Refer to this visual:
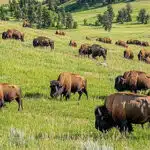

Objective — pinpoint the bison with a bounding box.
[89,44,107,60]
[69,40,77,47]
[123,49,134,59]
[115,70,150,93]
[115,40,128,48]
[95,92,150,133]
[0,83,23,111]
[2,29,24,41]
[55,30,65,36]
[33,36,54,49]
[79,44,91,57]
[138,49,150,61]
[50,72,88,100]
[96,37,112,44]
[22,20,31,28]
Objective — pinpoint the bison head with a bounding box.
[33,39,39,47]
[114,75,127,91]
[50,80,63,98]
[95,106,115,132]
[2,32,8,39]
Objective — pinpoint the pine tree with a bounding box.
[66,12,73,29]
[137,9,149,24]
[0,5,8,20]
[14,5,22,20]
[101,11,112,31]
[107,4,115,22]
[36,3,42,28]
[42,7,51,28]
[73,21,78,29]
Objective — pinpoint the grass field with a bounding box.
[0,1,150,150]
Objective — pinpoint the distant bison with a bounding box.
[2,29,24,41]
[69,40,77,47]
[124,49,134,59]
[79,44,91,57]
[95,92,150,133]
[138,49,150,61]
[127,39,149,47]
[115,70,150,93]
[33,36,54,49]
[0,83,23,111]
[89,44,107,60]
[55,30,65,36]
[96,37,112,44]
[115,40,128,48]
[22,20,31,28]
[50,72,88,100]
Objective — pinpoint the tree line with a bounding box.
[84,3,150,31]
[0,0,78,29]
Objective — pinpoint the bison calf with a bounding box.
[50,72,88,100]
[95,92,150,133]
[0,83,23,111]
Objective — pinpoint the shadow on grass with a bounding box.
[24,92,47,99]
[91,95,106,100]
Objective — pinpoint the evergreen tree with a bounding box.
[36,3,42,28]
[137,9,150,24]
[42,7,51,28]
[101,11,112,31]
[107,4,115,22]
[47,0,55,11]
[0,5,8,20]
[14,5,22,20]
[73,21,78,28]
[66,12,73,29]
[27,5,36,23]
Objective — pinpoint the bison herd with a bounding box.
[1,26,150,135]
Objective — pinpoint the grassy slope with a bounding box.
[0,1,150,150]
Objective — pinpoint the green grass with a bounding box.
[0,1,150,149]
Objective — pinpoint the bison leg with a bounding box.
[83,89,88,100]
[16,97,23,111]
[78,91,83,100]
[118,120,133,133]
[0,99,5,108]
[65,92,70,100]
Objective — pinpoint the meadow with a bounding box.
[0,1,150,149]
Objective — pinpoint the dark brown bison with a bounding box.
[79,44,91,57]
[95,92,150,133]
[55,30,65,36]
[123,49,134,59]
[138,49,150,61]
[2,29,24,41]
[141,41,149,47]
[115,70,150,93]
[89,44,107,60]
[50,72,88,100]
[0,83,23,111]
[115,40,128,48]
[22,20,31,28]
[33,36,54,49]
[69,40,77,47]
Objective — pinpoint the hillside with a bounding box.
[0,1,150,150]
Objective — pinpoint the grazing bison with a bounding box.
[22,20,31,28]
[95,92,150,133]
[141,41,149,47]
[50,72,88,100]
[138,49,150,61]
[89,44,107,60]
[69,40,77,47]
[115,40,128,48]
[127,39,149,46]
[0,83,23,111]
[55,30,65,36]
[115,70,150,93]
[124,49,134,59]
[96,37,112,44]
[79,44,91,57]
[2,29,24,41]
[33,36,54,49]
